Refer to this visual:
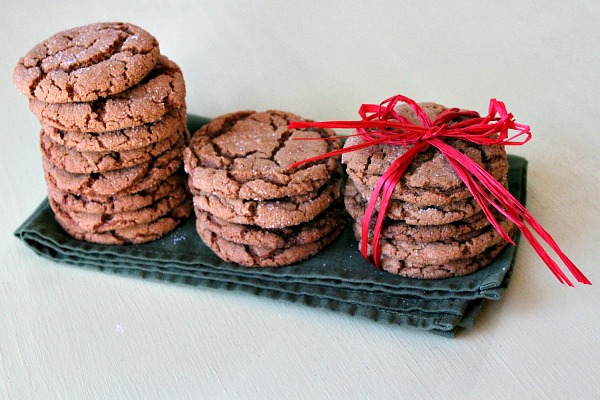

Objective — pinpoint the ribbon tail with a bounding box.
[449,163,514,244]
[362,142,428,267]
[444,155,574,286]
[431,139,590,285]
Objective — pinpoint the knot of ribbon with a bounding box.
[289,94,590,286]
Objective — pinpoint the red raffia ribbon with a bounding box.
[289,94,591,286]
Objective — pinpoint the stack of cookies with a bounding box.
[13,22,190,244]
[183,110,346,267]
[343,102,516,279]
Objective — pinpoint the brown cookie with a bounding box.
[350,210,493,244]
[342,102,509,206]
[195,203,346,249]
[53,199,191,245]
[380,240,512,279]
[48,188,189,233]
[13,22,160,103]
[191,177,342,229]
[42,136,185,196]
[40,119,184,174]
[197,218,344,267]
[344,137,508,206]
[344,178,484,226]
[29,55,186,132]
[47,173,186,214]
[183,110,341,200]
[41,106,186,152]
[355,218,515,265]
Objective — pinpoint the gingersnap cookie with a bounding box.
[42,136,185,197]
[355,218,515,266]
[195,203,346,249]
[29,55,186,132]
[41,106,186,152]
[191,177,342,229]
[380,240,512,279]
[47,173,186,214]
[48,190,189,233]
[344,178,484,226]
[40,119,185,174]
[183,110,341,201]
[344,137,509,206]
[196,218,344,268]
[350,210,493,244]
[53,199,191,245]
[13,22,160,104]
[342,102,509,206]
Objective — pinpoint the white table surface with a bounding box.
[1,1,599,399]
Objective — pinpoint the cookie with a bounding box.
[191,177,342,229]
[344,178,484,226]
[47,173,186,214]
[40,119,184,174]
[48,185,189,232]
[350,210,493,244]
[29,55,186,132]
[380,240,511,279]
[195,203,346,249]
[345,137,508,206]
[355,218,515,265]
[342,102,509,206]
[183,110,341,200]
[196,218,344,267]
[53,199,191,245]
[42,136,185,196]
[41,106,186,152]
[13,22,160,103]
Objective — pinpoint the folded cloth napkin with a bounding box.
[14,115,527,337]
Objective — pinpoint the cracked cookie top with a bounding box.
[28,55,186,133]
[183,110,342,200]
[13,22,160,103]
[342,102,509,205]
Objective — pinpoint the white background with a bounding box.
[1,1,599,399]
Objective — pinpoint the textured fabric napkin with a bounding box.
[14,115,527,336]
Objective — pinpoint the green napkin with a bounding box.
[14,115,527,337]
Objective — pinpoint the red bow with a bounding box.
[289,94,590,286]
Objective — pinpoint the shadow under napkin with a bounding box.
[14,114,527,337]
